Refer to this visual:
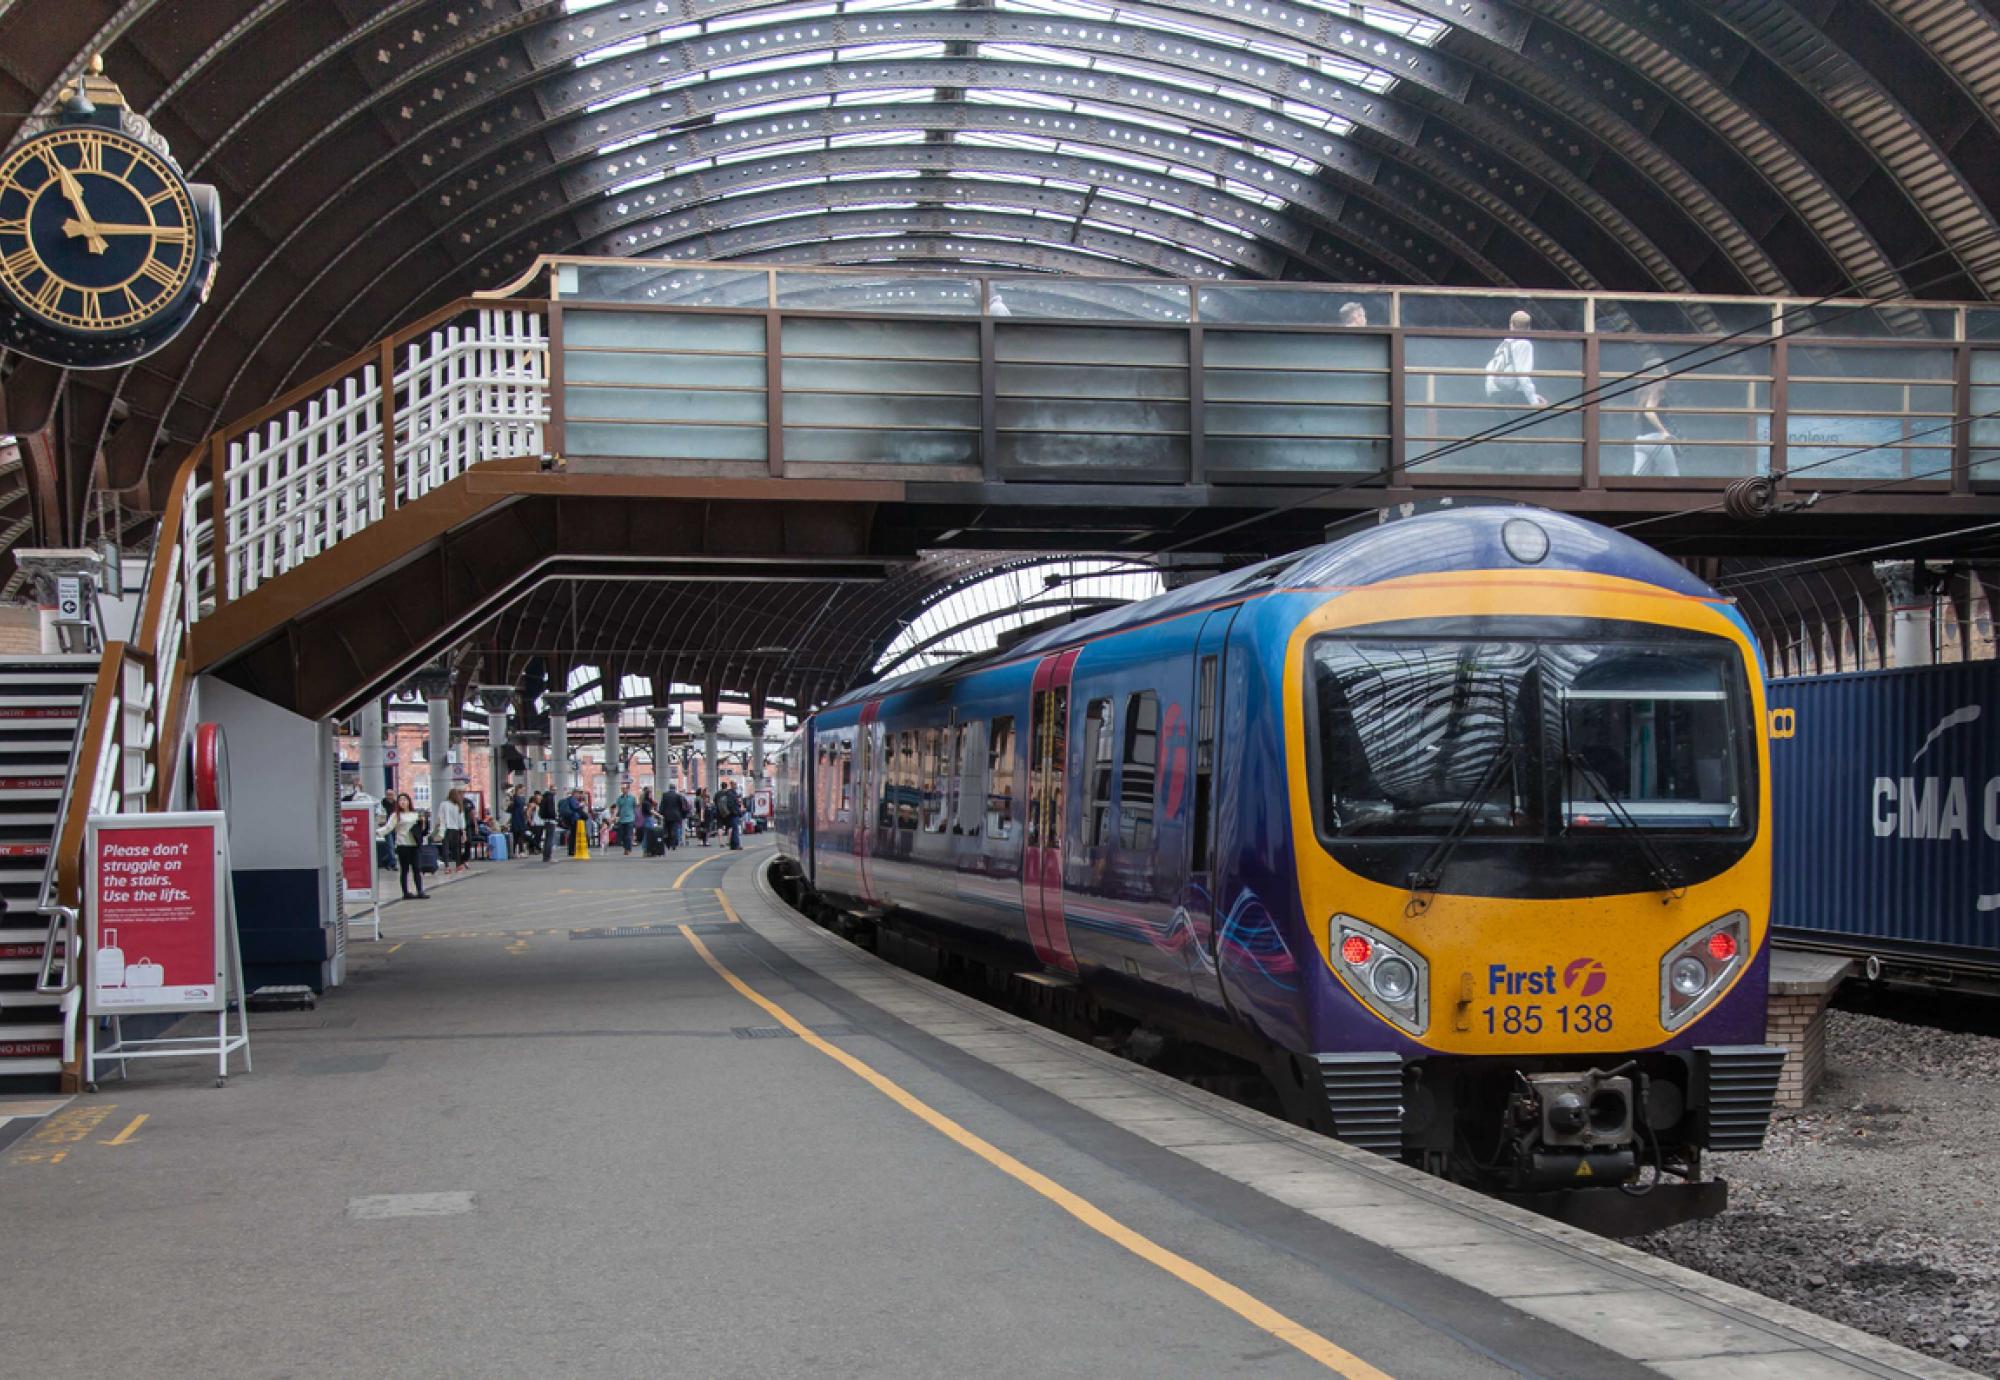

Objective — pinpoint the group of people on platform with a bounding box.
[370,777,753,901]
[502,779,750,863]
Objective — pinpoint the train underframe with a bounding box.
[772,863,1783,1238]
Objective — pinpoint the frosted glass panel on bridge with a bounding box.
[990,281,1193,323]
[995,323,1188,477]
[566,264,770,308]
[780,316,978,467]
[1400,295,1586,333]
[1204,328,1388,477]
[1783,345,1955,479]
[775,274,982,314]
[562,308,769,462]
[1197,287,1390,326]
[1598,341,1771,478]
[1402,333,1583,475]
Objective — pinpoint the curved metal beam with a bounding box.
[583,172,1285,276]
[637,208,1236,278]
[735,243,1168,278]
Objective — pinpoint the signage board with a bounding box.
[339,801,377,902]
[54,575,84,621]
[87,813,228,1015]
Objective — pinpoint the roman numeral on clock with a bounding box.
[139,257,180,288]
[1,245,36,280]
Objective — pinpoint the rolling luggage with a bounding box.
[417,842,440,874]
[487,832,509,861]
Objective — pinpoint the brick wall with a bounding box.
[1765,988,1834,1110]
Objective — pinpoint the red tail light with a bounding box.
[1340,934,1373,966]
[1707,930,1738,962]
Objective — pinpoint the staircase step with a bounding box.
[0,989,63,1009]
[0,1055,63,1075]
[0,930,47,961]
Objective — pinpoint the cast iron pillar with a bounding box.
[359,697,386,803]
[477,685,513,814]
[602,699,623,795]
[700,712,722,794]
[545,691,572,793]
[651,707,675,793]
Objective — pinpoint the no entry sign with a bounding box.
[87,813,229,1014]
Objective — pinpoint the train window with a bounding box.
[838,739,853,819]
[1560,651,1741,830]
[1081,698,1114,847]
[1192,655,1217,871]
[921,727,948,833]
[1121,691,1160,850]
[896,731,918,831]
[987,716,1016,839]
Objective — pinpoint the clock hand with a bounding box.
[48,160,110,254]
[62,219,186,240]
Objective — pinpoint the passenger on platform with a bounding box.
[538,790,560,863]
[662,785,689,850]
[693,787,713,846]
[615,781,638,854]
[639,787,659,855]
[379,792,430,900]
[507,787,530,859]
[1485,309,1547,409]
[439,787,467,875]
[716,779,745,852]
[1631,352,1681,477]
[1338,301,1367,327]
[558,790,579,855]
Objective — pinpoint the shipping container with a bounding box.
[1767,661,2000,986]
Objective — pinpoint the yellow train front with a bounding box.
[1247,506,1780,1234]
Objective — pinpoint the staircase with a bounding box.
[0,656,98,1088]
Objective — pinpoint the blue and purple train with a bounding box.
[776,503,1784,1231]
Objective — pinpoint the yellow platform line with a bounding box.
[713,889,742,924]
[679,925,1389,1379]
[100,1113,147,1147]
[672,851,730,889]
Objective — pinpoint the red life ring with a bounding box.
[191,722,230,812]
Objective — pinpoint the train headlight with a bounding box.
[1659,911,1750,1030]
[1331,914,1429,1035]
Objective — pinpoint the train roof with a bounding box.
[823,504,1718,712]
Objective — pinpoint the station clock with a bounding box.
[0,62,221,369]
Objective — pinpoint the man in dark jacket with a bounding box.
[557,790,580,855]
[715,780,745,851]
[661,787,689,850]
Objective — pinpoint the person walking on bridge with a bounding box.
[379,792,430,900]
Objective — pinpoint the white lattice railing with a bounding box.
[210,305,548,605]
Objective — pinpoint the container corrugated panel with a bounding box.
[1767,661,2000,963]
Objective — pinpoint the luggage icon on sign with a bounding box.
[97,927,126,987]
[125,958,164,989]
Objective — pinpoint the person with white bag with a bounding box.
[378,792,430,900]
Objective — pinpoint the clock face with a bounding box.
[0,126,198,334]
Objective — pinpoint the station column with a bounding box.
[701,712,722,792]
[478,685,512,812]
[749,716,768,788]
[602,699,623,795]
[518,730,545,793]
[1874,561,1935,667]
[546,691,571,794]
[411,669,453,817]
[359,696,386,801]
[651,707,674,795]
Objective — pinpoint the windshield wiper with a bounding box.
[1404,740,1514,917]
[1564,750,1686,901]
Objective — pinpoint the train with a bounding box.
[773,503,1784,1234]
[1767,660,2000,992]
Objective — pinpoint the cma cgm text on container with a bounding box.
[1768,660,2000,969]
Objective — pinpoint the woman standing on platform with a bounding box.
[439,787,468,874]
[538,789,560,863]
[379,792,430,900]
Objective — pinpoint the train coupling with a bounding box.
[1506,1064,1638,1190]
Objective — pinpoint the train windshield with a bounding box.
[1312,634,1747,839]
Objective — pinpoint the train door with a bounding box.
[1186,608,1238,1006]
[856,701,882,905]
[1024,649,1081,973]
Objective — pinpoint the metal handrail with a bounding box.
[34,683,94,995]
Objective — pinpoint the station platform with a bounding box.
[0,841,1970,1379]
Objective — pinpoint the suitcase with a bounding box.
[645,828,665,857]
[417,843,440,874]
[97,927,126,987]
[487,832,509,861]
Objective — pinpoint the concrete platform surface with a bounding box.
[0,839,1969,1379]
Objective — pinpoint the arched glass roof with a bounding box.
[874,557,1165,675]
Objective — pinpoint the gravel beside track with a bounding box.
[1636,1008,2000,1375]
